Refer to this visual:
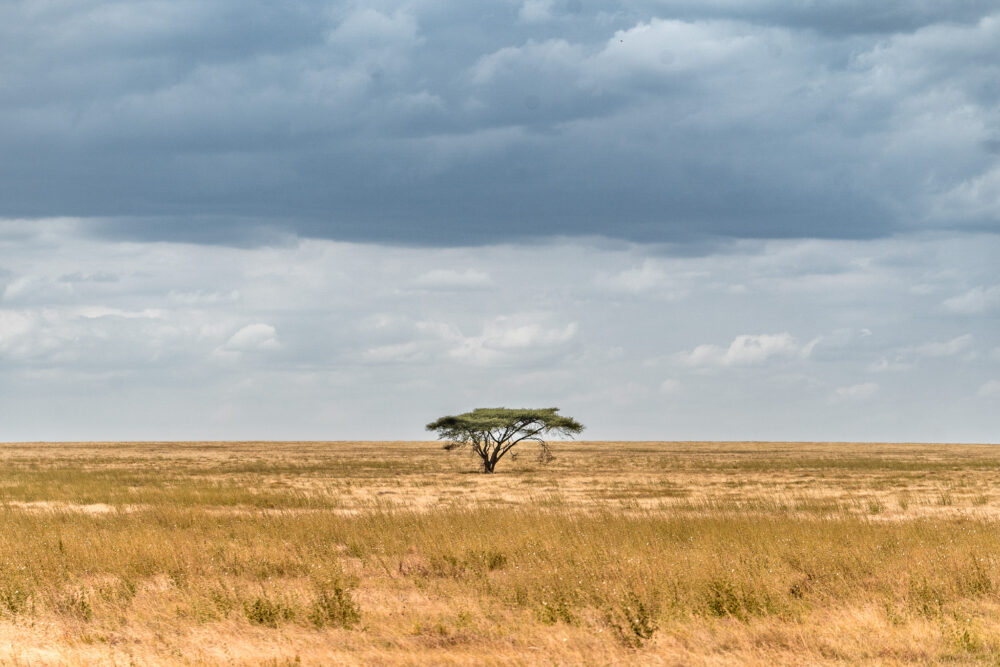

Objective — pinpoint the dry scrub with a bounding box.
[0,441,998,665]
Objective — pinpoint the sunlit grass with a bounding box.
[0,440,998,664]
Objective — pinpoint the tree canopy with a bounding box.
[426,407,584,473]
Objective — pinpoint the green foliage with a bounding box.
[0,586,33,617]
[308,584,361,629]
[426,407,584,473]
[244,595,295,627]
[57,588,93,621]
[470,548,507,572]
[703,577,780,619]
[537,595,576,625]
[604,591,658,647]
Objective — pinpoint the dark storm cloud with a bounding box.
[1,1,998,245]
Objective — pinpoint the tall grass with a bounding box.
[0,441,998,664]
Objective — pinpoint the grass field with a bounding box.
[0,440,999,665]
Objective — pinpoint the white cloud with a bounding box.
[519,0,554,23]
[3,277,34,300]
[168,289,241,305]
[0,305,186,363]
[357,314,579,367]
[587,19,758,85]
[597,260,686,297]
[362,341,425,364]
[72,306,164,320]
[676,333,817,368]
[478,319,576,350]
[834,382,879,400]
[943,285,1000,314]
[446,316,578,366]
[908,334,974,358]
[57,271,118,284]
[0,310,35,355]
[867,357,913,373]
[471,38,584,86]
[603,263,664,292]
[2,275,73,302]
[869,334,975,371]
[225,323,280,351]
[978,380,1000,397]
[413,269,492,290]
[326,8,421,54]
[215,323,280,359]
[360,313,408,333]
[933,165,1000,227]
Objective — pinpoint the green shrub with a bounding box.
[244,596,295,627]
[308,585,360,629]
[604,591,658,647]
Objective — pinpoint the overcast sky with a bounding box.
[1,1,998,441]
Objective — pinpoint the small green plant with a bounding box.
[57,588,93,621]
[958,558,993,595]
[244,596,294,627]
[259,657,302,667]
[951,625,981,654]
[430,553,464,578]
[0,586,32,617]
[97,577,137,604]
[308,585,360,629]
[465,549,507,572]
[908,578,944,618]
[604,591,658,647]
[537,596,575,625]
[706,578,742,618]
[209,586,237,616]
[883,601,904,626]
[704,577,777,619]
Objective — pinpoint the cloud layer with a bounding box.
[1,2,998,245]
[2,5,997,442]
[1,220,997,441]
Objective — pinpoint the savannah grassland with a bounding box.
[0,442,999,665]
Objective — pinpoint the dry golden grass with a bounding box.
[0,440,999,665]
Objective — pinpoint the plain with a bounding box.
[0,441,998,665]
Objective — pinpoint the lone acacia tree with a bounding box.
[426,407,584,473]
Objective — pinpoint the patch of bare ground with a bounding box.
[4,501,135,515]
